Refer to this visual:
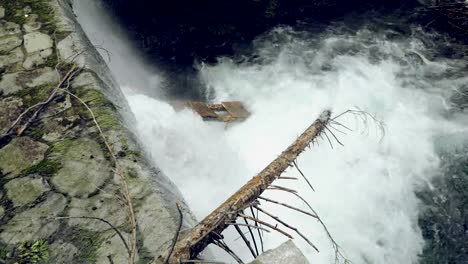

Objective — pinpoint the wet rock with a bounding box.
[0,67,59,95]
[23,32,53,54]
[96,232,137,264]
[57,33,86,66]
[250,240,310,264]
[5,176,50,207]
[0,97,23,135]
[51,138,112,197]
[0,72,21,95]
[71,71,101,88]
[0,137,49,179]
[0,21,21,37]
[49,240,79,264]
[67,189,127,232]
[23,14,41,33]
[0,193,67,244]
[0,47,24,69]
[135,193,176,252]
[22,67,59,87]
[23,48,53,70]
[0,35,22,53]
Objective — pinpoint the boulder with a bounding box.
[250,240,310,264]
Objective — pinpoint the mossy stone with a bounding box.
[0,193,67,244]
[0,137,49,179]
[50,138,112,197]
[5,176,50,207]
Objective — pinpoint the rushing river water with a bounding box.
[75,1,468,263]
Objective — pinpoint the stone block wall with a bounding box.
[0,1,193,263]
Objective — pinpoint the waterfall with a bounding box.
[74,1,468,263]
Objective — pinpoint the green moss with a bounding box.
[3,0,57,34]
[69,229,103,263]
[23,160,61,177]
[125,150,142,158]
[0,240,49,263]
[49,139,73,155]
[72,88,122,131]
[13,84,54,107]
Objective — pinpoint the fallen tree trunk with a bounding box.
[162,110,331,263]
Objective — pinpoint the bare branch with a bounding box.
[253,206,319,252]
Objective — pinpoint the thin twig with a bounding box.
[278,176,298,180]
[238,213,293,239]
[258,196,318,218]
[325,126,344,146]
[250,207,264,253]
[292,160,315,192]
[165,202,184,264]
[213,240,244,264]
[253,206,319,252]
[268,185,297,193]
[242,217,259,256]
[233,225,257,258]
[228,223,270,233]
[52,216,129,254]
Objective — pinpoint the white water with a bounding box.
[75,2,467,263]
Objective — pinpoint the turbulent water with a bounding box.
[75,1,468,263]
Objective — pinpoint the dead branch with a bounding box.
[228,223,270,233]
[278,176,298,180]
[257,196,317,218]
[213,240,244,264]
[253,205,319,252]
[161,110,330,263]
[250,207,264,253]
[241,217,259,256]
[2,65,78,140]
[233,224,257,258]
[238,213,293,239]
[292,160,315,192]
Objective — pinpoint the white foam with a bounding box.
[74,2,466,262]
[126,28,465,263]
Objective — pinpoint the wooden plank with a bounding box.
[222,101,250,118]
[187,101,218,118]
